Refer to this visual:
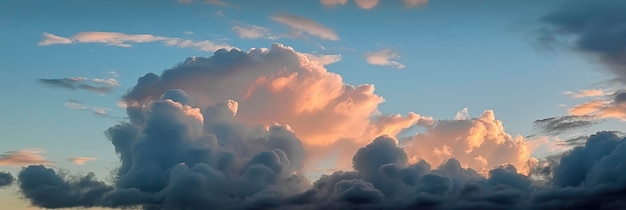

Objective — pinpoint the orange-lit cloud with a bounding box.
[403,110,535,174]
[68,157,97,165]
[355,0,379,9]
[0,149,51,167]
[564,89,607,98]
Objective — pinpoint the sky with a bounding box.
[2,0,626,209]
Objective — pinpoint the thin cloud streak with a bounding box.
[272,14,339,41]
[365,49,406,69]
[0,149,51,167]
[68,157,97,166]
[38,32,234,52]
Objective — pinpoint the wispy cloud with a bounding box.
[303,53,342,66]
[65,99,88,110]
[564,89,607,98]
[365,49,405,69]
[404,0,428,8]
[0,149,51,167]
[355,0,379,9]
[64,100,114,117]
[533,115,598,135]
[38,32,234,52]
[68,157,97,166]
[39,75,120,94]
[320,0,347,7]
[272,14,339,41]
[206,0,229,6]
[232,22,276,40]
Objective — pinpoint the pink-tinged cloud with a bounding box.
[403,110,536,174]
[0,149,51,167]
[303,53,342,66]
[68,157,97,166]
[272,14,339,41]
[564,89,606,98]
[320,0,347,7]
[38,32,234,52]
[355,0,379,9]
[365,49,406,69]
[37,32,72,46]
[405,0,428,7]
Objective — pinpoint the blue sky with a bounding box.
[2,0,626,209]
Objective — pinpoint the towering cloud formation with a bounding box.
[14,44,626,209]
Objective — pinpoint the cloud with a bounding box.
[355,0,379,9]
[564,89,607,98]
[454,107,469,120]
[535,1,626,83]
[405,0,428,8]
[15,43,626,209]
[302,53,342,66]
[272,14,339,41]
[39,75,119,94]
[0,149,51,167]
[320,0,347,7]
[206,0,229,6]
[231,23,276,40]
[534,115,598,135]
[365,49,406,69]
[0,171,14,188]
[68,157,97,166]
[38,32,234,52]
[65,99,88,110]
[567,91,626,121]
[403,110,535,175]
[37,32,73,46]
[177,0,192,3]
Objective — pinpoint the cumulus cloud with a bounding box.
[302,53,342,66]
[0,149,51,167]
[355,0,379,9]
[39,75,120,94]
[403,110,535,175]
[272,14,339,41]
[231,23,275,40]
[365,49,406,69]
[14,43,626,209]
[535,1,626,83]
[38,32,233,52]
[68,157,97,165]
[0,171,14,188]
[564,89,607,98]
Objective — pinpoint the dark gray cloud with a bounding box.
[0,171,14,188]
[536,0,626,82]
[38,76,119,94]
[533,115,597,135]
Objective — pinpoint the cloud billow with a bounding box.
[14,44,626,209]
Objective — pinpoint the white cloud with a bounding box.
[107,71,119,78]
[37,32,72,46]
[65,100,87,110]
[93,107,112,116]
[68,157,97,165]
[355,0,379,9]
[93,78,120,87]
[272,14,339,41]
[365,49,406,69]
[38,32,234,52]
[232,23,275,40]
[320,0,347,7]
[303,53,343,66]
[454,107,469,120]
[184,31,194,35]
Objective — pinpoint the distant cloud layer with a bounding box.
[365,49,406,69]
[38,32,234,52]
[0,149,50,167]
[272,14,339,41]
